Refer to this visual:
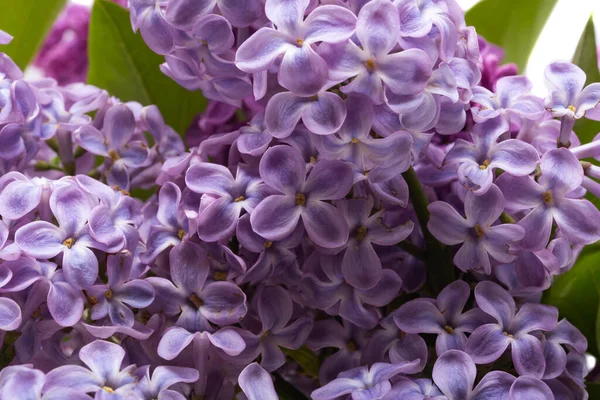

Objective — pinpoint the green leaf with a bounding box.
[543,244,600,356]
[283,346,320,378]
[572,17,600,144]
[273,372,310,400]
[0,0,67,69]
[465,0,558,70]
[87,0,207,135]
[588,383,600,397]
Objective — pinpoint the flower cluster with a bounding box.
[0,0,599,399]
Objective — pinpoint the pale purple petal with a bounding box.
[206,327,246,355]
[15,221,64,259]
[511,335,546,378]
[470,371,515,400]
[311,378,364,400]
[200,281,247,325]
[50,186,92,236]
[197,198,241,242]
[79,340,125,380]
[304,160,353,200]
[432,350,476,400]
[302,92,347,135]
[554,199,600,245]
[169,241,209,292]
[466,324,511,364]
[464,185,504,226]
[235,28,293,73]
[0,179,42,220]
[474,281,515,327]
[539,148,583,195]
[356,0,399,56]
[394,299,444,334]
[508,377,553,400]
[428,201,470,245]
[251,195,302,241]
[264,0,309,36]
[303,5,357,44]
[265,92,307,138]
[511,303,558,334]
[62,244,99,289]
[279,45,328,96]
[239,363,278,400]
[342,242,381,290]
[0,297,21,331]
[218,0,261,27]
[379,49,432,95]
[518,205,553,251]
[259,145,306,193]
[48,282,83,327]
[158,327,196,360]
[302,200,349,248]
[490,140,539,176]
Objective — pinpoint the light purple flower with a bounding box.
[466,281,558,378]
[428,184,525,274]
[15,185,104,289]
[321,0,432,104]
[265,91,347,138]
[444,116,539,195]
[134,366,199,400]
[75,104,150,190]
[129,0,175,55]
[394,280,491,356]
[0,366,90,400]
[165,0,262,28]
[185,163,269,242]
[335,197,414,290]
[431,350,554,400]
[251,145,353,248]
[43,340,138,397]
[235,0,357,96]
[471,76,546,123]
[496,148,600,250]
[311,361,420,400]
[542,319,587,380]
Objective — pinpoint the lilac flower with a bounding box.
[165,0,262,28]
[148,241,247,332]
[235,0,357,96]
[239,363,278,400]
[394,280,491,356]
[236,214,303,284]
[431,350,554,400]
[466,281,558,378]
[87,253,155,327]
[239,285,313,372]
[129,0,175,55]
[471,76,546,123]
[0,366,90,400]
[134,366,199,400]
[265,91,347,138]
[43,340,139,396]
[321,0,433,104]
[236,112,274,157]
[185,163,269,242]
[542,319,587,380]
[0,256,83,327]
[15,185,106,289]
[251,145,353,248]
[156,325,246,361]
[496,148,600,250]
[0,296,21,331]
[428,184,525,274]
[311,361,420,400]
[75,104,150,190]
[477,37,518,91]
[545,62,600,145]
[335,197,414,290]
[383,377,444,399]
[444,116,539,195]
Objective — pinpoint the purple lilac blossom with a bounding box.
[0,0,596,398]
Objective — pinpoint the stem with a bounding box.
[56,128,76,175]
[558,115,575,148]
[402,167,454,293]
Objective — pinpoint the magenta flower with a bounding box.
[235,0,357,96]
[466,281,558,378]
[496,148,600,250]
[428,184,525,274]
[251,145,354,248]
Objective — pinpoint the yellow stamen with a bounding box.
[543,190,553,204]
[364,59,376,72]
[295,193,306,206]
[103,386,115,393]
[479,159,491,170]
[474,224,485,238]
[104,289,113,299]
[296,38,304,46]
[178,229,186,240]
[63,238,75,249]
[108,150,120,161]
[503,331,514,338]
[189,294,203,308]
[354,225,368,241]
[350,138,360,144]
[346,341,356,352]
[234,196,245,202]
[264,241,273,248]
[214,271,227,281]
[567,105,577,113]
[443,325,454,334]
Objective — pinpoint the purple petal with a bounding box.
[303,92,347,135]
[342,241,381,290]
[544,63,585,108]
[259,145,306,194]
[0,297,21,330]
[554,198,600,245]
[427,201,470,245]
[151,366,199,393]
[186,162,234,197]
[511,303,558,335]
[251,195,302,240]
[197,198,241,242]
[471,371,515,400]
[490,140,539,176]
[303,201,348,248]
[0,124,24,160]
[200,281,247,325]
[539,148,582,195]
[547,319,587,352]
[79,340,125,380]
[169,241,209,293]
[119,280,155,308]
[279,45,328,96]
[379,49,432,95]
[264,0,308,35]
[432,350,476,400]
[437,280,470,322]
[474,281,515,327]
[239,363,278,400]
[265,92,308,138]
[511,334,546,378]
[157,182,181,229]
[191,14,234,53]
[15,221,64,259]
[103,105,135,149]
[394,299,444,334]
[49,185,92,236]
[304,160,353,201]
[454,240,491,274]
[43,365,101,392]
[158,327,196,360]
[206,327,246,355]
[464,185,504,227]
[466,323,511,364]
[356,0,399,55]
[62,244,99,289]
[139,6,174,55]
[311,378,363,400]
[48,282,83,327]
[236,28,292,73]
[304,5,357,44]
[165,0,213,29]
[495,174,544,211]
[518,205,554,251]
[219,0,261,27]
[542,341,566,380]
[508,376,553,400]
[258,285,292,331]
[0,179,42,220]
